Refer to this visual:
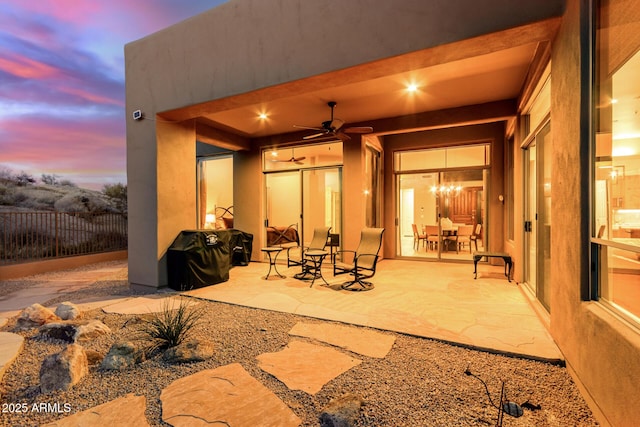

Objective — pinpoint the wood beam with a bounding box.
[195,121,251,151]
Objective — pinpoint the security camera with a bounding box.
[132,110,143,121]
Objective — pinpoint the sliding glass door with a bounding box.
[524,121,552,311]
[395,144,489,261]
[265,168,341,250]
[263,142,344,255]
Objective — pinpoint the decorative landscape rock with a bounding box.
[162,338,214,363]
[320,393,364,427]
[39,323,76,342]
[101,341,143,371]
[55,301,81,320]
[74,319,111,341]
[38,319,111,343]
[40,344,88,393]
[84,349,105,366]
[16,303,59,330]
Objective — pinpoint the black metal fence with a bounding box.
[0,211,127,265]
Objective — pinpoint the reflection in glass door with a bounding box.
[265,168,342,252]
[265,171,301,229]
[197,155,233,229]
[302,168,342,246]
[524,121,551,311]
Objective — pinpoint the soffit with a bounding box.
[199,43,537,139]
[178,18,561,143]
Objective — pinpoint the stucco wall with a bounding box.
[550,1,640,425]
[126,0,565,118]
[125,0,563,289]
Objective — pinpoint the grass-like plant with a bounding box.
[139,300,204,352]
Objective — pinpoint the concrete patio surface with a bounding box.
[185,259,562,362]
[0,258,562,366]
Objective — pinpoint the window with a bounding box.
[394,144,490,172]
[262,141,342,171]
[593,0,640,322]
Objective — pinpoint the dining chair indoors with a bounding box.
[446,224,474,253]
[411,224,427,250]
[424,225,439,251]
[470,224,482,251]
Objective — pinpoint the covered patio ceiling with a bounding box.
[161,19,561,147]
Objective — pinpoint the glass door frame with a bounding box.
[264,166,343,252]
[395,166,488,261]
[523,118,552,312]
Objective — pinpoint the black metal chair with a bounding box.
[333,227,385,291]
[287,226,331,268]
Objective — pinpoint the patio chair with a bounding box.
[470,224,482,251]
[333,227,385,291]
[445,224,474,253]
[287,226,331,268]
[411,224,427,250]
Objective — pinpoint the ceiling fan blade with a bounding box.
[330,118,344,131]
[336,131,351,142]
[303,132,326,140]
[293,125,323,131]
[294,156,306,162]
[344,126,373,134]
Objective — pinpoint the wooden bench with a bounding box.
[473,252,512,282]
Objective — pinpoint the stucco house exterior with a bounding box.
[125,1,640,425]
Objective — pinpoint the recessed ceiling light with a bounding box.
[611,98,618,104]
[258,113,268,120]
[406,83,419,93]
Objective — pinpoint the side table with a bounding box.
[294,249,329,287]
[261,247,285,280]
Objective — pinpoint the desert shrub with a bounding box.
[103,183,127,213]
[0,184,13,205]
[10,191,28,204]
[138,301,204,352]
[54,190,109,213]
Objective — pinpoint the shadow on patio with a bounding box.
[184,259,563,363]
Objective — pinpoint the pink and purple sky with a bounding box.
[0,0,227,190]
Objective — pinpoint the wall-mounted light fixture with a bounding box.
[132,110,144,121]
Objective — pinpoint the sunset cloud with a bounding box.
[1,0,226,190]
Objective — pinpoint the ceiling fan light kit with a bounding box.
[294,101,373,142]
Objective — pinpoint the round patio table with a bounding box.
[260,247,286,280]
[295,249,329,287]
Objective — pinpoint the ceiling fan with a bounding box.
[294,101,373,141]
[271,149,306,165]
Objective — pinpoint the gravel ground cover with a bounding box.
[0,264,598,426]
